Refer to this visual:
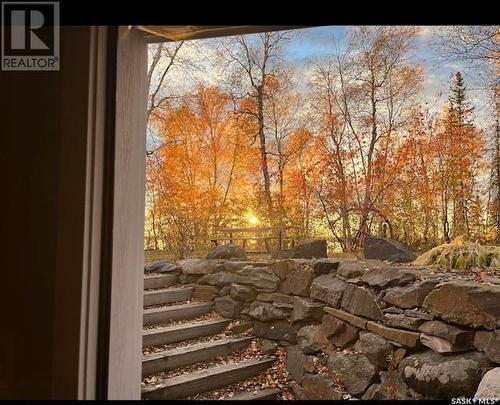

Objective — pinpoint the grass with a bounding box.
[413,237,500,272]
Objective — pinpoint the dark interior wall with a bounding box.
[0,27,93,399]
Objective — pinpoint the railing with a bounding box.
[209,226,298,253]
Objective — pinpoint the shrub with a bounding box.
[413,237,500,271]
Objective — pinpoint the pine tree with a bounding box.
[448,71,474,127]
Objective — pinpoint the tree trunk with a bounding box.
[256,84,273,223]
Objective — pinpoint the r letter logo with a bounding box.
[1,1,59,71]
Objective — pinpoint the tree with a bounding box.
[434,26,500,87]
[221,31,293,224]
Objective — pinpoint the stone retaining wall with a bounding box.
[172,257,500,400]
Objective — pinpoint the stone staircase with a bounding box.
[141,274,281,400]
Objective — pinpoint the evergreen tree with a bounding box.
[448,71,474,127]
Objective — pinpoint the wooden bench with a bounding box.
[209,226,296,253]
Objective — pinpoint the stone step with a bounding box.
[144,302,214,325]
[226,387,282,400]
[142,336,252,377]
[143,287,193,307]
[143,319,230,347]
[142,357,275,400]
[144,274,179,290]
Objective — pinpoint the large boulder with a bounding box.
[278,261,315,296]
[214,296,243,318]
[198,271,236,287]
[361,266,416,289]
[246,301,289,322]
[290,239,328,259]
[475,367,500,398]
[383,280,439,308]
[177,258,223,274]
[327,352,377,396]
[398,350,493,398]
[364,236,417,262]
[422,281,500,330]
[340,284,383,321]
[206,244,247,260]
[144,260,181,274]
[297,324,329,354]
[234,266,280,291]
[301,374,343,400]
[310,275,347,307]
[253,320,300,343]
[355,332,394,369]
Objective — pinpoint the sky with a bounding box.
[282,26,490,119]
[149,26,494,141]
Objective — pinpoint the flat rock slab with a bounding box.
[366,321,420,348]
[324,306,369,330]
[422,280,500,330]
